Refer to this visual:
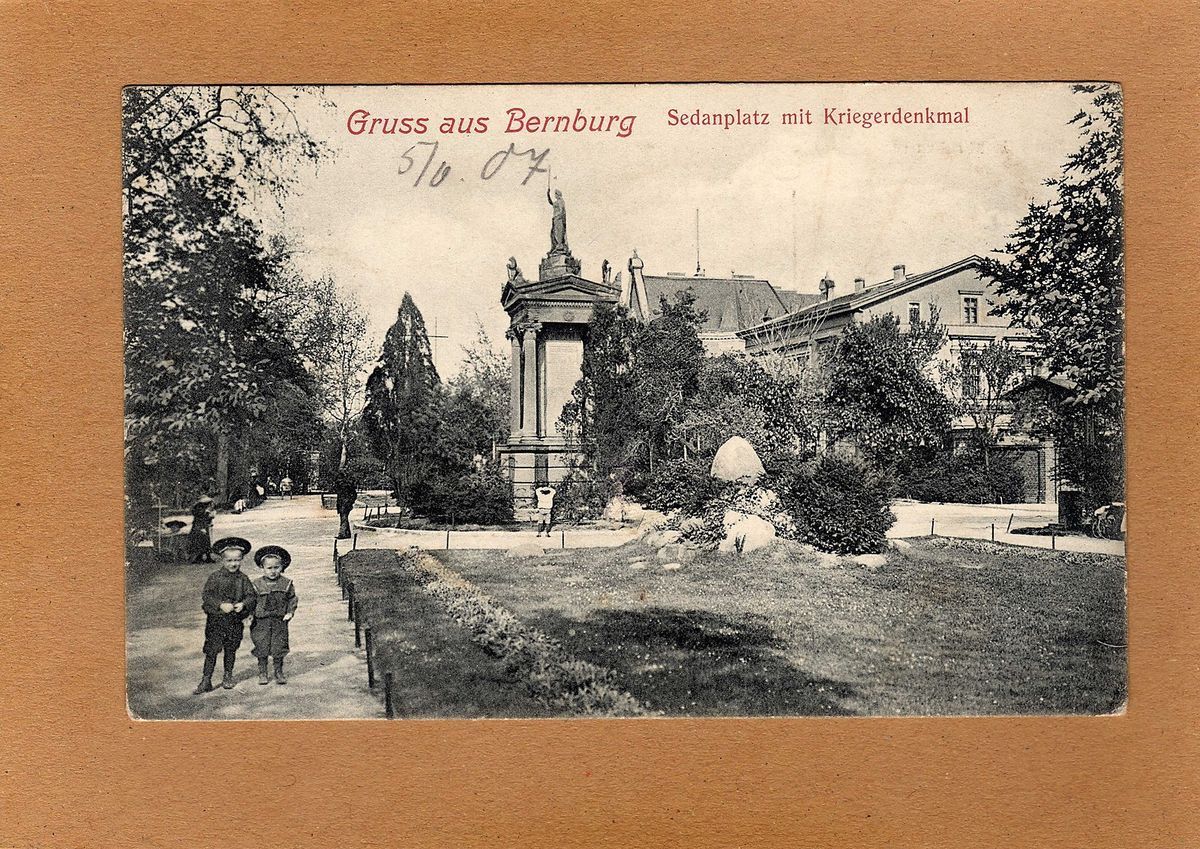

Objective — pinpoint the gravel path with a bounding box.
[126,496,381,720]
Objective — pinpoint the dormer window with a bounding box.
[962,296,979,325]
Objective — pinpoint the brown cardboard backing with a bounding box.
[0,1,1197,846]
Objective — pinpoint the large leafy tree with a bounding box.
[123,86,330,510]
[561,293,706,481]
[362,292,442,503]
[980,84,1124,504]
[821,313,955,470]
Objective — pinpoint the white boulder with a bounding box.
[719,513,777,553]
[851,553,887,567]
[710,436,766,484]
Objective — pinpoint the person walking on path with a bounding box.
[280,476,293,499]
[249,545,298,685]
[186,496,216,563]
[194,536,256,694]
[335,472,357,540]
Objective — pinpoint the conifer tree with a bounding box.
[362,292,442,503]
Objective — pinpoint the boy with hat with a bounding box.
[194,536,256,694]
[249,545,299,685]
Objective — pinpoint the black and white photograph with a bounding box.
[123,82,1126,720]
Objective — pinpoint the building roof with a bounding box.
[738,255,987,339]
[642,274,797,334]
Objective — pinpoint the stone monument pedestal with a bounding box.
[497,234,617,513]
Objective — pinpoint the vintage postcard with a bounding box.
[123,83,1125,720]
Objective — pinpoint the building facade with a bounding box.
[737,256,1057,503]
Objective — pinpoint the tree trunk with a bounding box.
[338,422,349,470]
[215,427,230,504]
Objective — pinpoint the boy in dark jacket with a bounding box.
[194,536,256,694]
[250,545,299,685]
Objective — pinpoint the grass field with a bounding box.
[432,538,1127,716]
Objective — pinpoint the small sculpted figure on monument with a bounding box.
[507,256,525,284]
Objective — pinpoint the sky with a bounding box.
[257,83,1092,377]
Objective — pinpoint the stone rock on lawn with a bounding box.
[657,543,697,564]
[506,540,546,558]
[888,539,912,551]
[718,514,776,553]
[851,553,887,567]
[642,529,682,549]
[661,562,683,571]
[710,436,766,483]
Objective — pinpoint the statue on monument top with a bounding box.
[547,186,569,255]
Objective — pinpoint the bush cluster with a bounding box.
[777,455,896,555]
[639,458,721,514]
[419,469,514,525]
[899,448,1026,504]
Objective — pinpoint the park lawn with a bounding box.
[338,551,555,718]
[434,538,1127,716]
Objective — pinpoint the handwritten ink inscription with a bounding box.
[398,141,551,188]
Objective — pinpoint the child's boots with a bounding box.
[221,651,237,689]
[258,657,270,685]
[273,657,287,685]
[194,654,217,694]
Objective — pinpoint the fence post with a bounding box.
[991,523,995,542]
[347,582,355,622]
[384,671,395,719]
[353,533,358,551]
[446,529,450,550]
[561,529,565,549]
[354,601,362,648]
[365,626,375,689]
[930,518,936,536]
[1051,533,1057,550]
[1007,513,1015,533]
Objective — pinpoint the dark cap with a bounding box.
[254,545,292,570]
[211,536,252,556]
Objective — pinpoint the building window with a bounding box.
[962,296,979,325]
[908,302,920,325]
[961,350,981,398]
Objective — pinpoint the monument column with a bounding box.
[506,328,521,436]
[521,322,541,440]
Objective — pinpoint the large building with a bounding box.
[737,255,1056,503]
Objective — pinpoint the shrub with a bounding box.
[423,469,514,525]
[641,458,720,513]
[899,447,1026,504]
[778,455,895,555]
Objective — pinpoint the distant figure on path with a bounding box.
[280,476,293,499]
[534,484,557,537]
[334,472,357,540]
[186,496,215,563]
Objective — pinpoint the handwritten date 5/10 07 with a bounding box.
[399,141,551,188]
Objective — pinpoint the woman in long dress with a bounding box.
[187,497,216,563]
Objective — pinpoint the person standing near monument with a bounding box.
[534,484,557,537]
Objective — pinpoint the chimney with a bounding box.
[854,277,866,293]
[893,264,906,282]
[819,275,835,300]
